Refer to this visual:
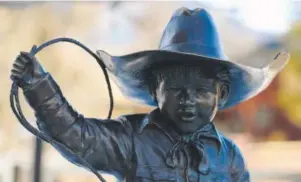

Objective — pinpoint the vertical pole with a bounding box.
[13,165,21,182]
[33,138,43,182]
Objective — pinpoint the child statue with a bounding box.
[10,7,289,182]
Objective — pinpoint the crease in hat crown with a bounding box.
[172,7,209,17]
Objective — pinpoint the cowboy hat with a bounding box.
[96,7,290,109]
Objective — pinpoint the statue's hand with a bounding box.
[10,51,47,89]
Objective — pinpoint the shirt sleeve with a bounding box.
[230,143,250,182]
[23,73,133,178]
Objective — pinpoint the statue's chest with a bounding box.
[132,129,232,182]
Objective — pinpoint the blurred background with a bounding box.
[0,1,301,182]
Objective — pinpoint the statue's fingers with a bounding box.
[20,51,35,62]
[11,67,23,74]
[15,54,29,65]
[15,55,27,65]
[12,64,25,73]
[13,62,25,70]
[11,69,22,79]
[20,51,31,56]
[10,75,19,81]
[18,54,31,65]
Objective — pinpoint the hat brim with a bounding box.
[96,49,290,110]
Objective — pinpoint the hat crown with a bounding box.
[159,8,226,60]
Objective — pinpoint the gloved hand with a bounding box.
[10,51,47,89]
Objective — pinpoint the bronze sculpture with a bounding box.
[10,7,290,182]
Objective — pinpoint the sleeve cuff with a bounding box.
[23,73,61,109]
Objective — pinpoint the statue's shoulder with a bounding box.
[217,133,243,155]
[116,113,149,132]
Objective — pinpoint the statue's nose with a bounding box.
[179,89,196,105]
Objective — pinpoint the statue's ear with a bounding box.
[151,90,158,103]
[147,83,158,103]
[218,82,230,108]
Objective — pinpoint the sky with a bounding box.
[199,0,299,35]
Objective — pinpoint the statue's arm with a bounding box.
[230,143,250,182]
[23,73,133,177]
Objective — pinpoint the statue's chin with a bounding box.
[174,122,198,134]
[174,117,211,134]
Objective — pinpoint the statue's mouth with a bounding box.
[181,114,196,121]
[178,109,196,121]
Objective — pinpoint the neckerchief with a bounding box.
[165,123,221,175]
[140,109,222,178]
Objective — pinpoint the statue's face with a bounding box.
[155,71,220,134]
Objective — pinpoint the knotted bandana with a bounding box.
[165,123,221,176]
[140,109,222,181]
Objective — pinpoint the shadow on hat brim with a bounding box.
[96,49,290,110]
